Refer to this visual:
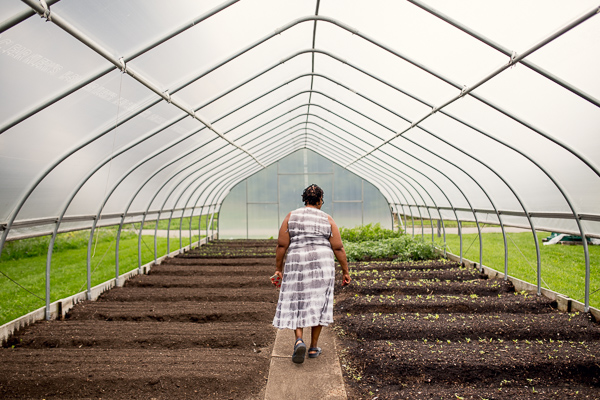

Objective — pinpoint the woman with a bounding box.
[272,184,351,364]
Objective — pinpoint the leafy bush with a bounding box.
[343,237,437,262]
[339,224,437,262]
[340,223,403,242]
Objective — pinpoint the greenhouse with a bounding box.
[1,0,599,398]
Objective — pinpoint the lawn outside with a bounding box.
[0,231,201,326]
[435,231,600,310]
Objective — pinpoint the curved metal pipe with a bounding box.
[186,131,308,246]
[308,92,491,252]
[4,0,241,134]
[296,132,416,233]
[43,121,215,301]
[114,135,226,273]
[160,153,249,254]
[302,122,425,235]
[303,136,426,238]
[191,144,304,240]
[303,136,415,226]
[207,92,476,264]
[423,126,539,280]
[169,153,260,252]
[4,19,599,258]
[173,159,262,249]
[135,143,235,265]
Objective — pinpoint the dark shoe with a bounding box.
[308,347,322,358]
[292,338,306,364]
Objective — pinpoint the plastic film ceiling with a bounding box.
[1,0,600,248]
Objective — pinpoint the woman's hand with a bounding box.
[341,272,351,286]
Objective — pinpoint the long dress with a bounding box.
[272,207,335,329]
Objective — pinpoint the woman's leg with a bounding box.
[295,327,304,343]
[309,325,322,351]
[292,327,307,363]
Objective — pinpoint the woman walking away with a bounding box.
[272,184,351,364]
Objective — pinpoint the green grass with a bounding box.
[436,231,600,309]
[142,214,217,231]
[399,218,478,229]
[0,229,201,326]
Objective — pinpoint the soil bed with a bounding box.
[334,260,600,399]
[128,274,271,288]
[0,239,280,399]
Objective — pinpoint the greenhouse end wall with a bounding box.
[219,149,391,239]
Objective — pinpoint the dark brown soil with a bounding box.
[4,240,600,399]
[0,239,280,399]
[333,259,600,399]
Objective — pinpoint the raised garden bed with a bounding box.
[333,259,600,399]
[0,239,279,399]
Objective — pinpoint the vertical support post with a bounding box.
[86,219,100,300]
[583,234,590,312]
[167,213,173,254]
[45,226,57,321]
[429,215,434,245]
[179,211,184,254]
[207,210,215,241]
[475,219,483,272]
[199,209,206,244]
[531,227,540,284]
[205,207,210,241]
[153,212,160,264]
[500,222,508,284]
[188,210,195,249]
[361,180,364,226]
[115,218,123,287]
[420,209,425,240]
[458,220,463,264]
[138,213,146,272]
[202,213,205,243]
[500,222,508,277]
[214,209,218,239]
[440,216,447,257]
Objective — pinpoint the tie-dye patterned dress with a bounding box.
[272,207,335,329]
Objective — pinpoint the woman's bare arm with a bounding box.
[274,212,291,276]
[328,216,351,286]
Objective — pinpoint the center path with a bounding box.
[0,239,280,399]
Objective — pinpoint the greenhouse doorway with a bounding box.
[219,149,391,238]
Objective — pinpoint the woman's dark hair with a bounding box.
[302,184,324,206]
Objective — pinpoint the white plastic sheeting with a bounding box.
[0,1,599,248]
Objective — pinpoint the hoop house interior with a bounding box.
[1,0,599,312]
